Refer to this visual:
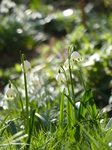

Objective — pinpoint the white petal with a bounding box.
[64,59,69,70]
[56,73,65,83]
[6,88,15,98]
[21,60,31,72]
[71,51,82,62]
[64,59,74,70]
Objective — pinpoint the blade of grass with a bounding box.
[0,112,12,136]
[0,112,11,129]
[1,131,28,147]
[2,132,28,150]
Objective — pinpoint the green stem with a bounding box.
[76,62,86,91]
[68,46,76,123]
[69,65,76,123]
[78,69,86,91]
[21,54,29,133]
[24,70,29,133]
[63,69,73,128]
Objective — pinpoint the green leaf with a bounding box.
[78,89,99,125]
[78,89,91,121]
[88,90,99,126]
[7,120,17,136]
[64,93,75,108]
[35,112,55,133]
[64,93,74,128]
[75,89,99,141]
[7,120,20,150]
[75,90,90,141]
[59,88,65,128]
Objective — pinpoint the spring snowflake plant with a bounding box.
[56,45,99,141]
[5,52,35,150]
[56,47,83,127]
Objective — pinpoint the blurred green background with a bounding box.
[0,0,112,110]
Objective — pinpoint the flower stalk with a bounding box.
[68,47,76,123]
[76,62,86,91]
[61,66,74,128]
[21,53,30,133]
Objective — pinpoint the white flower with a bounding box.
[64,59,69,70]
[56,73,65,83]
[71,51,82,62]
[64,59,74,70]
[6,88,15,98]
[21,60,31,72]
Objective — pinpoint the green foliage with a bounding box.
[0,0,79,53]
[0,0,42,52]
[35,112,55,134]
[0,1,112,149]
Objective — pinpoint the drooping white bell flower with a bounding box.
[64,59,69,70]
[6,88,15,98]
[64,59,74,70]
[21,60,31,72]
[71,51,82,62]
[56,73,65,83]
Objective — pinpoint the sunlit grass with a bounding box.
[0,44,112,150]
